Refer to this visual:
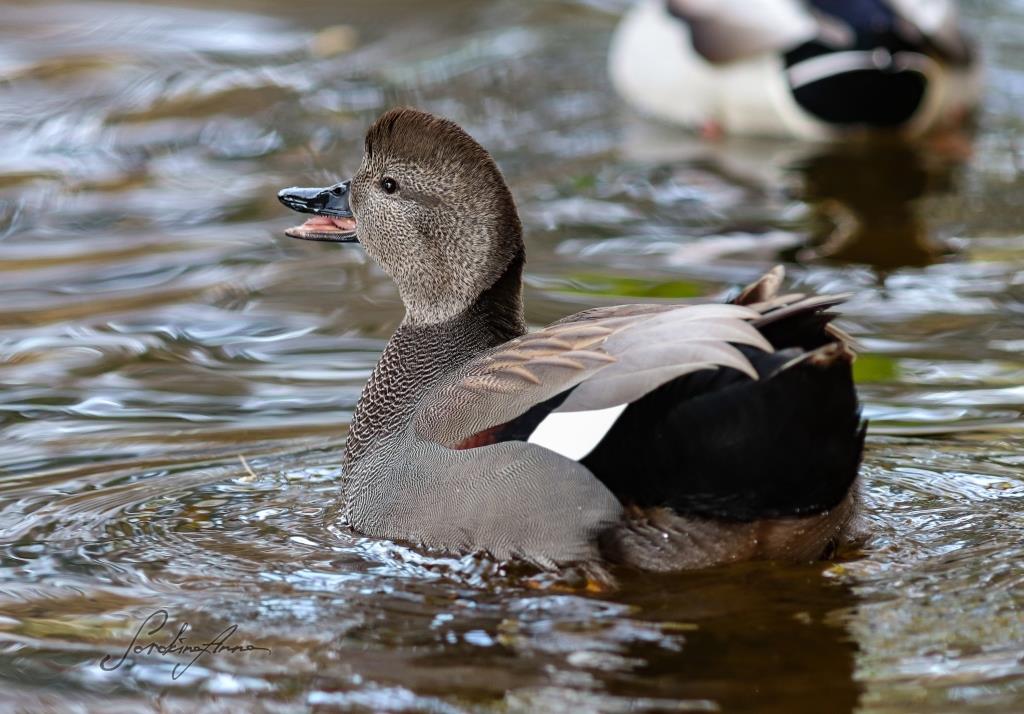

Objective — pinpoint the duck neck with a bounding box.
[344,247,526,467]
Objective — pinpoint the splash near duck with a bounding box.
[609,0,981,139]
[279,108,866,575]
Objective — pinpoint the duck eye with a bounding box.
[381,177,398,194]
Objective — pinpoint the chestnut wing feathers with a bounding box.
[414,303,772,448]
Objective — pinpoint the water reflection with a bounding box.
[617,121,968,273]
[608,565,862,714]
[793,141,961,270]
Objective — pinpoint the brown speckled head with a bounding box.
[349,107,524,325]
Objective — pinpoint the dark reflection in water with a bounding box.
[0,0,1022,711]
[793,141,960,270]
[608,565,861,714]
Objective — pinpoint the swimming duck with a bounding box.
[609,0,981,139]
[278,108,865,572]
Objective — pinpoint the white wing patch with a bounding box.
[528,403,629,461]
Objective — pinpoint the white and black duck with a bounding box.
[609,0,981,139]
[278,108,866,574]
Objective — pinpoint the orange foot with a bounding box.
[701,119,725,141]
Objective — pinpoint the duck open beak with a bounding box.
[278,180,358,242]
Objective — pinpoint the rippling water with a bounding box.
[0,0,1022,711]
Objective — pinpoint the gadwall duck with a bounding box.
[278,108,865,573]
[609,0,981,139]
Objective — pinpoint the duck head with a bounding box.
[279,107,524,325]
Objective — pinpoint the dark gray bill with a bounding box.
[278,180,358,242]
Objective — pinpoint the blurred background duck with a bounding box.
[609,0,982,140]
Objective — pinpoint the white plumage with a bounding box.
[528,403,630,461]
